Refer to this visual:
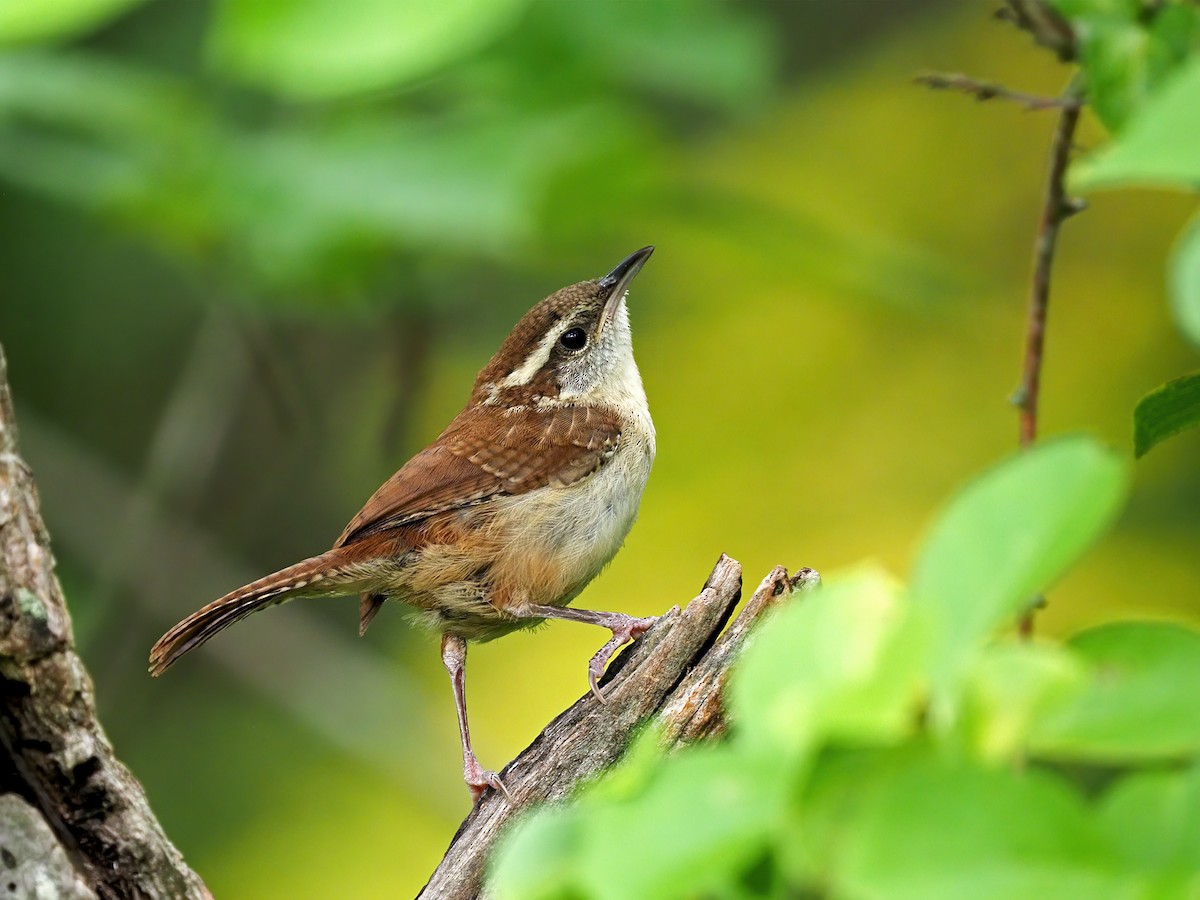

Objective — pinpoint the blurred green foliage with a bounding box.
[0,0,145,46]
[0,0,772,305]
[1050,0,1200,471]
[494,438,1200,898]
[1,0,1199,896]
[1053,0,1198,130]
[208,0,531,99]
[1069,52,1200,193]
[490,3,1200,895]
[1173,218,1200,346]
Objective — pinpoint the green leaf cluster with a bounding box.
[1051,0,1199,133]
[0,1,773,307]
[0,0,148,47]
[490,436,1200,898]
[1048,0,1200,456]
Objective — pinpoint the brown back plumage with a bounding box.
[337,402,621,635]
[336,403,620,546]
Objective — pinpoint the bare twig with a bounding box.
[1016,97,1085,450]
[0,344,211,899]
[419,556,819,899]
[918,6,1085,638]
[916,72,1081,111]
[1015,95,1084,636]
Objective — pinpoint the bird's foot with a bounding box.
[464,753,511,804]
[588,613,659,703]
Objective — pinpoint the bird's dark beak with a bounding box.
[597,245,654,335]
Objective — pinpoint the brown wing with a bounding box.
[334,404,621,548]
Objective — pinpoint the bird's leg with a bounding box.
[518,605,659,703]
[440,633,510,803]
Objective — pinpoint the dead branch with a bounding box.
[419,557,819,899]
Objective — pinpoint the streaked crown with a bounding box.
[471,247,654,407]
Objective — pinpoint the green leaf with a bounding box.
[1048,0,1138,19]
[910,436,1128,706]
[491,734,784,900]
[964,641,1089,762]
[541,0,775,113]
[208,0,530,100]
[1075,6,1199,131]
[1048,1,1199,131]
[782,747,919,887]
[0,0,146,46]
[1072,55,1200,190]
[1134,373,1200,458]
[0,54,636,302]
[1098,763,1200,881]
[0,53,204,151]
[1077,19,1152,132]
[488,727,665,899]
[1169,218,1200,348]
[1031,622,1200,760]
[728,568,921,758]
[0,53,221,240]
[834,752,1123,900]
[488,806,586,900]
[1148,2,1200,62]
[576,746,784,900]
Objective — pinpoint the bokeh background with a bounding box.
[1,1,1197,896]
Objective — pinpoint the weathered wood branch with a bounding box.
[0,344,210,900]
[420,558,819,899]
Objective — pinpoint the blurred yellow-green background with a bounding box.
[1,1,1197,896]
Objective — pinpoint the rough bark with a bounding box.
[419,558,820,900]
[0,344,210,900]
[0,793,95,899]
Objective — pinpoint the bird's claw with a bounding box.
[465,756,511,804]
[588,614,659,703]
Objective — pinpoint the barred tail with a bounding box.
[149,549,352,676]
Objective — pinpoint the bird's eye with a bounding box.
[559,328,587,351]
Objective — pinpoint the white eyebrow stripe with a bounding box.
[499,324,567,388]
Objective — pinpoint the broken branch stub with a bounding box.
[419,556,819,900]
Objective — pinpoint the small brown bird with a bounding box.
[150,247,659,800]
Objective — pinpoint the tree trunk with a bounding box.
[0,344,210,900]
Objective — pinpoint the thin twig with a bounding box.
[1015,91,1085,637]
[1016,97,1084,447]
[916,72,1081,111]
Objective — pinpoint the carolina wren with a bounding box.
[150,247,658,800]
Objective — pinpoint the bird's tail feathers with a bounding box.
[149,549,356,676]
